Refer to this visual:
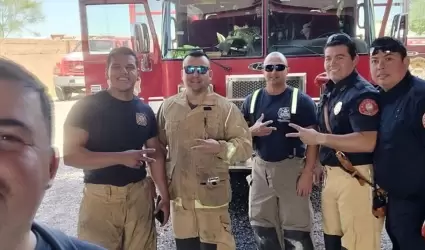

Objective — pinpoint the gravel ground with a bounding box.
[35,163,392,249]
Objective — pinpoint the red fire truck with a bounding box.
[407,37,425,80]
[78,0,407,170]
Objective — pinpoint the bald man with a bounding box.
[241,52,318,249]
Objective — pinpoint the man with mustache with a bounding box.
[63,47,170,250]
[370,36,425,249]
[0,58,105,249]
[286,33,384,250]
[241,51,317,250]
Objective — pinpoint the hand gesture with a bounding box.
[285,123,322,145]
[191,139,221,154]
[120,148,156,168]
[296,170,314,197]
[154,196,170,226]
[251,113,277,137]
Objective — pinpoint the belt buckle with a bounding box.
[207,177,220,185]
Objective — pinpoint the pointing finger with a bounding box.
[286,132,301,138]
[194,139,207,143]
[288,123,302,131]
[262,120,274,126]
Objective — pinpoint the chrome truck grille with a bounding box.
[225,73,307,109]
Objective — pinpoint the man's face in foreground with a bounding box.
[0,79,58,236]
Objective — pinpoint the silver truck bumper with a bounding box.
[53,75,85,88]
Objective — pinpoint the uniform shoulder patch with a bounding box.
[358,98,379,116]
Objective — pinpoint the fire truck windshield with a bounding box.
[161,0,375,59]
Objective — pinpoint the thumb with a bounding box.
[256,113,264,123]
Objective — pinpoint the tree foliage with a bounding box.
[0,0,45,38]
[409,0,425,35]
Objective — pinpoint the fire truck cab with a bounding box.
[78,0,407,171]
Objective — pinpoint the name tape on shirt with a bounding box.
[358,99,378,116]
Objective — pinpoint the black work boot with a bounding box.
[283,230,314,250]
[323,234,343,250]
[252,225,282,250]
[200,242,217,250]
[175,237,201,250]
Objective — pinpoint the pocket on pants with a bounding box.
[171,201,197,239]
[198,208,236,249]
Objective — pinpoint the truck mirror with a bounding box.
[398,14,408,45]
[356,3,365,29]
[134,23,150,53]
[390,14,409,45]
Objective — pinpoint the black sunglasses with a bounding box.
[370,44,404,56]
[183,65,209,74]
[264,64,287,72]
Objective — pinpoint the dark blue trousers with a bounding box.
[386,196,425,250]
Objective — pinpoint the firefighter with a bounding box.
[63,47,170,250]
[370,37,425,249]
[286,33,384,250]
[241,51,318,250]
[0,58,105,249]
[156,50,252,250]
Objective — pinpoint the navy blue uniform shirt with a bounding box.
[64,91,158,186]
[374,72,425,199]
[241,87,317,162]
[317,71,380,167]
[32,222,105,249]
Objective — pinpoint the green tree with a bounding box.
[409,0,425,35]
[0,0,45,38]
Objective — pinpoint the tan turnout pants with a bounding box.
[77,179,156,250]
[248,157,312,247]
[322,165,384,250]
[171,198,236,250]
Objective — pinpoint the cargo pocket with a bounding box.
[171,201,197,239]
[198,208,236,248]
[197,172,231,207]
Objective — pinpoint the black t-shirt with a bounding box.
[242,87,317,162]
[64,91,158,186]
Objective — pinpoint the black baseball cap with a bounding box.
[324,33,357,56]
[370,36,407,58]
[326,33,353,46]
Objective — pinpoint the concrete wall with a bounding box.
[0,38,79,98]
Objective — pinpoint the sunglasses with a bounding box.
[264,64,287,72]
[183,65,209,74]
[370,45,404,56]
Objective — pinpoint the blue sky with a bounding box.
[19,0,403,38]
